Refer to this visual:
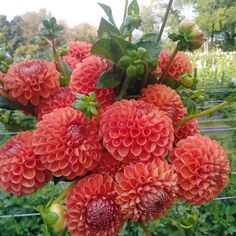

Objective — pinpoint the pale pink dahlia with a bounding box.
[4,60,60,105]
[36,87,76,120]
[70,56,115,106]
[157,50,192,81]
[33,107,102,179]
[65,174,123,236]
[0,131,51,195]
[99,99,174,163]
[140,84,186,124]
[115,158,178,222]
[170,134,230,205]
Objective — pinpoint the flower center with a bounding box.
[137,189,171,216]
[18,62,43,77]
[66,124,86,146]
[85,196,116,229]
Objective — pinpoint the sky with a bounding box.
[0,0,193,28]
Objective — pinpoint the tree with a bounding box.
[0,15,10,51]
[193,0,236,51]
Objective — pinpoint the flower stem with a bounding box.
[140,222,151,236]
[52,181,77,204]
[174,101,230,128]
[159,44,180,82]
[156,0,174,44]
[120,0,129,33]
[0,61,9,69]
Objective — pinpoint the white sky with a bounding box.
[0,0,193,28]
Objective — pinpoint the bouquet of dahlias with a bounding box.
[0,1,235,235]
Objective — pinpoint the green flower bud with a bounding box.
[126,65,137,78]
[136,64,145,75]
[178,20,195,34]
[181,74,193,88]
[117,56,132,70]
[188,27,206,50]
[197,95,204,103]
[48,203,66,234]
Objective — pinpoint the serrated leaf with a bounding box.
[91,38,121,63]
[98,3,117,27]
[98,17,120,38]
[128,0,139,15]
[96,71,120,88]
[168,33,183,42]
[225,90,236,103]
[137,41,161,59]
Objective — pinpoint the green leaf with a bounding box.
[139,32,158,42]
[137,41,161,59]
[225,90,236,103]
[163,77,181,89]
[168,33,183,42]
[98,17,120,38]
[0,97,23,110]
[128,0,139,15]
[42,19,50,29]
[98,3,117,27]
[91,38,121,63]
[96,71,120,88]
[184,99,197,115]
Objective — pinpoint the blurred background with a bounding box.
[0,0,236,235]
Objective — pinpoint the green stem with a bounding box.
[128,32,132,42]
[120,0,129,33]
[0,61,9,69]
[159,44,180,82]
[165,216,193,229]
[140,222,151,236]
[156,0,174,43]
[175,101,230,128]
[52,181,77,204]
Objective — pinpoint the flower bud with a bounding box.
[47,203,66,234]
[188,27,206,50]
[178,20,195,34]
[181,74,193,88]
[126,65,137,78]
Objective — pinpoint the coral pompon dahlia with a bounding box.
[174,119,199,143]
[68,41,92,61]
[36,87,76,120]
[115,158,178,222]
[170,134,230,205]
[99,99,174,163]
[0,131,51,195]
[33,107,102,179]
[157,50,192,81]
[65,174,123,236]
[4,60,60,106]
[70,56,115,106]
[140,84,186,124]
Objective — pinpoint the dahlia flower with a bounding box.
[36,87,76,120]
[33,107,102,179]
[0,131,51,195]
[4,60,60,106]
[65,174,123,236]
[174,119,199,143]
[70,56,115,106]
[170,134,230,205]
[63,41,92,70]
[140,84,186,124]
[94,151,123,176]
[157,50,192,81]
[99,99,174,163]
[115,158,178,222]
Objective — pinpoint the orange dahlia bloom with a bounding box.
[174,119,199,143]
[170,134,230,205]
[4,60,60,106]
[33,107,102,179]
[157,50,192,81]
[0,131,51,195]
[140,84,186,124]
[36,87,76,120]
[94,151,123,176]
[65,174,123,236]
[99,99,174,163]
[115,158,178,222]
[70,56,115,106]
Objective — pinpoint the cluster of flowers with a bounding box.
[0,41,230,236]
